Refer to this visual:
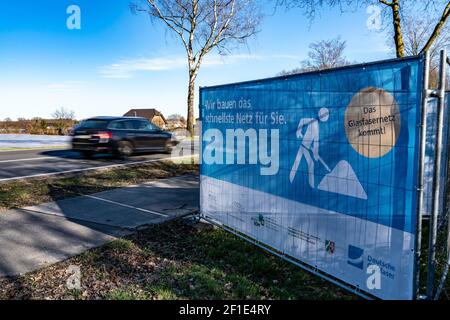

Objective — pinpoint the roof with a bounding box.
[84,116,147,121]
[123,109,167,123]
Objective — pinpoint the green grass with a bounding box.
[105,288,148,300]
[171,154,199,164]
[67,289,83,299]
[146,284,178,300]
[0,146,66,152]
[104,239,136,252]
[0,220,357,300]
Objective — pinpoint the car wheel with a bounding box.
[117,141,133,159]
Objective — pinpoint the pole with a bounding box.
[446,58,450,281]
[318,156,331,173]
[413,51,430,299]
[300,142,331,172]
[426,49,447,299]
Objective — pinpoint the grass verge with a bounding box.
[0,219,357,300]
[0,160,198,211]
[0,146,67,152]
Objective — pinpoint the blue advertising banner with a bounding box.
[200,56,425,300]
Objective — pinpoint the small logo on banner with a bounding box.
[252,214,265,227]
[325,240,335,254]
[347,245,364,270]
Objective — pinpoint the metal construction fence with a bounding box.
[199,51,450,300]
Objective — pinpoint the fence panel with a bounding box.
[430,93,450,299]
[200,56,425,300]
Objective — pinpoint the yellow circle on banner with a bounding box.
[344,87,401,158]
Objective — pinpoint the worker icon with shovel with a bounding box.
[289,108,331,187]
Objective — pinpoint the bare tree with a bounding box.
[301,37,349,71]
[279,37,349,75]
[131,0,262,136]
[278,1,450,59]
[168,113,186,123]
[52,107,75,120]
[167,113,184,120]
[52,107,76,135]
[390,12,450,86]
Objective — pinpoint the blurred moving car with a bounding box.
[71,116,179,158]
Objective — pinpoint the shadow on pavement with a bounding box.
[40,149,168,162]
[40,149,115,160]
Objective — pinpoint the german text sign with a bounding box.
[200,56,424,300]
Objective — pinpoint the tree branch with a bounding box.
[145,0,190,53]
[379,0,393,6]
[132,0,261,136]
[420,1,450,54]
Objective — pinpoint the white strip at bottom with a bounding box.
[200,175,415,300]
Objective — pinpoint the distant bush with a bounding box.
[0,119,79,135]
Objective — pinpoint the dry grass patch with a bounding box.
[0,220,356,300]
[0,160,198,211]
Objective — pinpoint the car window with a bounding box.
[133,120,149,130]
[108,120,134,130]
[108,121,125,130]
[123,121,136,129]
[146,122,159,131]
[130,120,160,131]
[79,120,109,129]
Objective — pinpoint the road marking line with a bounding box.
[0,155,193,182]
[82,194,168,217]
[0,157,50,163]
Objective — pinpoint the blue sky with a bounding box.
[0,0,391,120]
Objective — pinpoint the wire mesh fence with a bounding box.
[199,52,450,300]
[430,94,450,300]
[200,56,427,300]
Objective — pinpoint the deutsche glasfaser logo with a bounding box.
[346,246,385,291]
[347,245,364,270]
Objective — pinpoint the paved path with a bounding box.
[0,175,199,277]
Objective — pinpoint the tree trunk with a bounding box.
[391,0,405,58]
[186,68,197,165]
[186,72,196,137]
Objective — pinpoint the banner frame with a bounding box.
[199,54,435,300]
[413,51,430,300]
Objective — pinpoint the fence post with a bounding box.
[426,49,447,299]
[446,58,450,266]
[414,51,430,299]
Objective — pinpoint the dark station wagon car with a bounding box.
[71,116,178,158]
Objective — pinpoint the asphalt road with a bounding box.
[0,140,199,182]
